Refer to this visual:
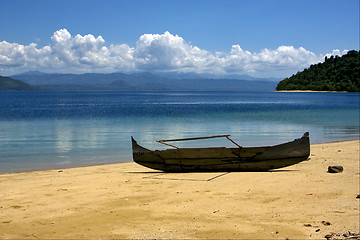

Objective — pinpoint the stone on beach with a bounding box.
[327,165,343,173]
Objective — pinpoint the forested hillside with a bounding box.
[276,50,360,92]
[0,76,38,90]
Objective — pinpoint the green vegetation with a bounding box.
[276,50,360,92]
[0,76,38,90]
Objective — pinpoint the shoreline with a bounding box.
[3,138,360,175]
[275,90,351,93]
[1,140,359,239]
[2,138,359,175]
[0,160,127,175]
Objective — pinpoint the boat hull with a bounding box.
[131,133,310,172]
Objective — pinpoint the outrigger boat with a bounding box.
[131,132,310,172]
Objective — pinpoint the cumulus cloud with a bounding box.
[0,29,134,74]
[0,41,51,68]
[133,31,216,72]
[325,49,349,58]
[51,29,108,66]
[220,45,324,75]
[0,28,349,77]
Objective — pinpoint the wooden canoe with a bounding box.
[131,132,310,172]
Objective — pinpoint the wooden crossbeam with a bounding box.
[156,134,241,149]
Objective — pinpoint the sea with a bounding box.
[0,90,359,173]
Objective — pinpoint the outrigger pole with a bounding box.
[156,135,242,149]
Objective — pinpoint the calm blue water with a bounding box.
[0,90,359,173]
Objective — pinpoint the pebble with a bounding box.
[321,221,331,226]
[327,165,343,173]
[324,233,334,239]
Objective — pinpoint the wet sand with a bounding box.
[0,140,359,239]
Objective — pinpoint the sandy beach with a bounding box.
[0,140,359,239]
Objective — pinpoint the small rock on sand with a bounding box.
[327,166,343,173]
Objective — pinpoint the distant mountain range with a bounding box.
[8,71,279,91]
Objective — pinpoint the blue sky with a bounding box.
[0,0,359,77]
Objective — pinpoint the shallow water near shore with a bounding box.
[0,90,359,173]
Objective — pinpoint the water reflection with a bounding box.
[53,120,113,154]
[55,121,73,153]
[323,126,360,139]
[0,91,359,173]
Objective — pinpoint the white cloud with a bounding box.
[325,49,348,59]
[133,31,215,72]
[220,45,323,76]
[50,29,112,68]
[0,28,349,77]
[0,41,52,69]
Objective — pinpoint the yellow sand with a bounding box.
[1,140,359,239]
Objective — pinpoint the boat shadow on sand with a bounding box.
[125,169,299,182]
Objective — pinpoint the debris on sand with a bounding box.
[325,231,360,240]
